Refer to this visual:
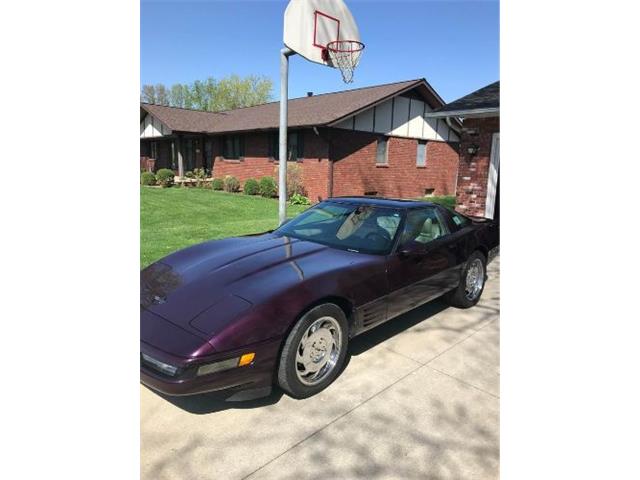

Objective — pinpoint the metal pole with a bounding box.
[279,47,294,225]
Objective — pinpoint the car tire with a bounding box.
[277,303,349,399]
[445,250,487,309]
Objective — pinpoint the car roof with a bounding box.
[326,196,442,209]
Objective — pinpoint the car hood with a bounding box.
[140,233,358,335]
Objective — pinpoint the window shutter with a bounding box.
[239,136,245,158]
[297,131,304,160]
[269,133,278,159]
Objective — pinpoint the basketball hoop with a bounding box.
[324,40,365,83]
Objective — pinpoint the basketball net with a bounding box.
[325,40,365,83]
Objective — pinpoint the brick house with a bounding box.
[140,79,462,202]
[428,81,500,220]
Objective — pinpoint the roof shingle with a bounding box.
[430,81,499,117]
[141,79,429,134]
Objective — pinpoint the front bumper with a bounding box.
[140,336,282,397]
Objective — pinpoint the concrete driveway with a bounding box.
[141,257,500,480]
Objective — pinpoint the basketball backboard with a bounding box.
[283,0,361,68]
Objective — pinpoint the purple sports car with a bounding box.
[141,197,499,400]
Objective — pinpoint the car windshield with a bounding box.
[275,201,403,255]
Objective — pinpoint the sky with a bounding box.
[141,0,499,103]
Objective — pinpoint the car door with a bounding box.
[437,206,473,279]
[385,207,459,319]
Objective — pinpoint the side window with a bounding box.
[450,211,471,229]
[400,208,450,247]
[376,137,388,165]
[416,140,427,167]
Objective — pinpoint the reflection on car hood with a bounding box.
[140,233,360,332]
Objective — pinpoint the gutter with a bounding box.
[425,107,499,119]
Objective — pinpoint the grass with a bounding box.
[140,187,308,268]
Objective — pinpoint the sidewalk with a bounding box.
[141,256,500,479]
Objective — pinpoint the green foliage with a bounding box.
[243,178,259,195]
[424,195,456,209]
[191,168,208,187]
[285,163,306,198]
[212,178,224,191]
[193,168,207,179]
[223,175,241,193]
[140,75,273,111]
[185,171,195,179]
[156,169,175,188]
[140,171,156,186]
[259,176,277,198]
[289,193,311,205]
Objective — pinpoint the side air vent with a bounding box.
[361,302,386,327]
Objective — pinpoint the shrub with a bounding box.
[156,169,175,188]
[243,178,259,195]
[289,193,311,205]
[193,168,207,187]
[259,176,278,198]
[185,171,195,179]
[140,171,156,186]
[223,175,240,193]
[286,163,306,198]
[212,178,224,190]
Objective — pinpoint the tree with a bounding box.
[155,84,170,105]
[140,74,273,111]
[169,84,186,108]
[140,85,156,104]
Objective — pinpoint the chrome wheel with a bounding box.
[465,258,485,301]
[295,316,342,386]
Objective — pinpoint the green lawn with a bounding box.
[140,187,308,268]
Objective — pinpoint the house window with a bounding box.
[223,135,244,159]
[268,131,304,161]
[417,140,427,167]
[150,142,158,160]
[376,137,388,165]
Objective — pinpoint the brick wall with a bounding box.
[328,129,459,198]
[209,127,459,203]
[455,116,500,217]
[212,130,331,202]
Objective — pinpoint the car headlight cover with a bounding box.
[141,353,179,377]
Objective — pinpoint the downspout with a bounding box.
[445,116,462,136]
